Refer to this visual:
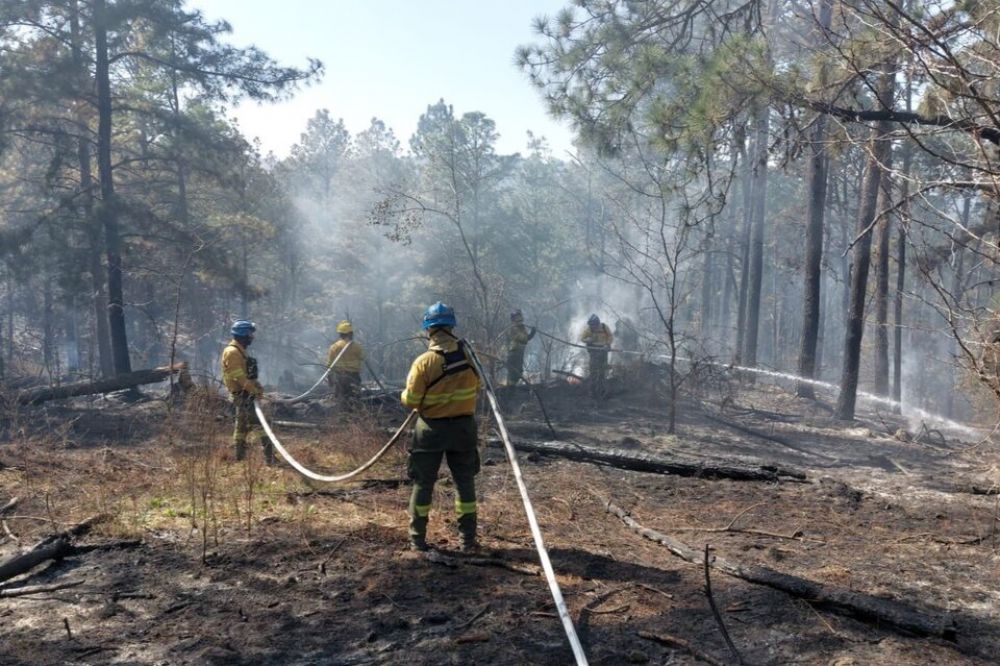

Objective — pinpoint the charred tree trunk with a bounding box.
[734,135,753,364]
[796,0,833,397]
[836,66,896,420]
[741,104,770,371]
[94,0,131,375]
[70,0,113,379]
[946,199,970,419]
[700,234,715,346]
[892,170,910,410]
[42,276,54,377]
[873,171,895,397]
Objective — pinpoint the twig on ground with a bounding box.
[638,630,725,666]
[456,603,490,629]
[725,503,765,530]
[703,545,744,666]
[636,582,674,600]
[0,579,85,598]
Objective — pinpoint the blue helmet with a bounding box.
[231,320,257,337]
[422,302,456,330]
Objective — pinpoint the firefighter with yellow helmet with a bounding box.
[400,302,481,552]
[327,320,365,411]
[581,314,613,398]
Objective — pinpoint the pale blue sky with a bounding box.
[190,0,575,157]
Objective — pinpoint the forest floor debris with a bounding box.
[1,378,999,664]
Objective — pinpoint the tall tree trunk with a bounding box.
[734,136,753,364]
[946,198,971,418]
[835,67,896,420]
[700,234,714,348]
[94,0,131,374]
[721,211,736,352]
[5,277,13,367]
[892,77,915,412]
[796,0,832,396]
[872,165,895,397]
[70,0,114,378]
[742,103,770,370]
[43,276,54,377]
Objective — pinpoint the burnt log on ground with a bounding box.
[0,514,108,583]
[602,498,957,641]
[488,438,806,482]
[9,364,191,406]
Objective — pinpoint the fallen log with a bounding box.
[0,514,107,583]
[0,579,85,598]
[10,364,190,406]
[488,438,806,482]
[602,498,957,641]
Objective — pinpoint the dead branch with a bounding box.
[0,514,108,583]
[0,579,85,598]
[637,630,726,666]
[602,498,957,640]
[704,545,745,665]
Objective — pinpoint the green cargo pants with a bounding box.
[506,347,525,386]
[408,415,479,544]
[232,392,275,464]
[334,371,362,411]
[587,348,609,398]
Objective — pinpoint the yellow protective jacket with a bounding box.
[581,323,613,349]
[508,323,534,351]
[327,339,365,374]
[401,331,480,419]
[221,340,259,395]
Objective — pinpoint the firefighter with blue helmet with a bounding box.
[400,302,481,552]
[221,320,275,465]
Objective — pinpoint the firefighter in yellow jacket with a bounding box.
[400,302,481,552]
[221,320,275,465]
[581,314,613,398]
[327,320,365,411]
[505,308,535,386]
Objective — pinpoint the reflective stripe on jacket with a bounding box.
[581,323,613,348]
[401,331,480,418]
[221,340,255,394]
[327,339,365,373]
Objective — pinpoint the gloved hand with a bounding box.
[253,382,264,399]
[529,327,537,337]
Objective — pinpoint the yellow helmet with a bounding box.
[336,320,353,334]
